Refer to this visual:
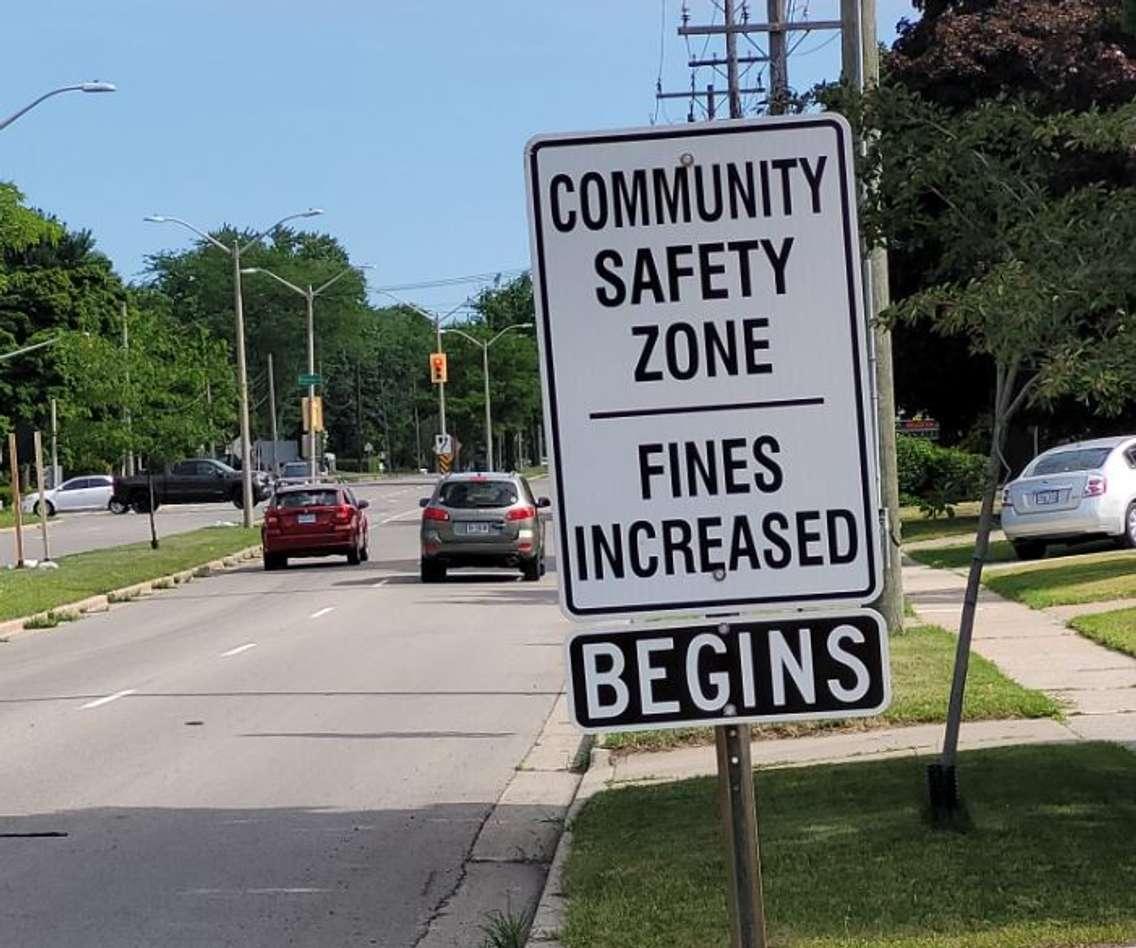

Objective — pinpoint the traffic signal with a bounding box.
[429,352,448,384]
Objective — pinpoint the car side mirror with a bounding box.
[358,499,370,509]
[537,497,552,508]
[419,497,430,508]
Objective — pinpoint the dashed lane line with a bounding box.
[79,689,136,710]
[309,607,335,619]
[220,643,258,657]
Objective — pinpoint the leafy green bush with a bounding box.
[0,485,10,508]
[896,435,986,518]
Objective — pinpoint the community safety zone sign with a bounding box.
[566,611,889,732]
[525,115,880,618]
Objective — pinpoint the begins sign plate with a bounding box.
[526,115,880,619]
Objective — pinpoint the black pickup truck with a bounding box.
[111,458,271,512]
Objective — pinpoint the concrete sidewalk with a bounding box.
[904,559,1136,733]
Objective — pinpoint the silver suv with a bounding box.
[419,472,550,582]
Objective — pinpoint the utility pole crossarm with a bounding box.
[679,19,841,34]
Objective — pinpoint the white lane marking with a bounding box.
[380,507,422,524]
[371,578,390,588]
[80,689,136,710]
[309,606,335,619]
[220,642,258,657]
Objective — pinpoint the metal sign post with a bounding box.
[717,724,765,948]
[33,430,51,563]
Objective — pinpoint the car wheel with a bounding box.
[108,498,129,515]
[420,559,446,583]
[33,500,55,518]
[1122,502,1136,550]
[264,553,286,571]
[1012,540,1046,561]
[232,489,244,510]
[521,557,541,582]
[360,541,370,563]
[130,493,151,514]
[347,544,361,566]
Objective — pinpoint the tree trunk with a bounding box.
[931,361,1019,811]
[147,469,159,550]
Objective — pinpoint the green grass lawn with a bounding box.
[906,540,1017,570]
[1069,606,1136,659]
[900,502,988,544]
[0,507,17,530]
[0,526,260,623]
[563,743,1136,948]
[602,625,1059,753]
[984,550,1136,609]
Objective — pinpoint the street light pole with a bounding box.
[375,291,473,447]
[442,323,532,472]
[145,209,324,526]
[231,243,255,518]
[241,263,373,480]
[0,81,116,132]
[0,336,65,363]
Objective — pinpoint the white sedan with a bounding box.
[1002,436,1136,559]
[20,475,115,517]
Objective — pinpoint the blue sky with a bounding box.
[2,1,917,312]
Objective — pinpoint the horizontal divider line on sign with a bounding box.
[589,396,825,421]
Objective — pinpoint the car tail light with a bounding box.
[1001,487,1013,510]
[506,505,537,522]
[265,510,280,528]
[517,540,533,552]
[1084,475,1107,497]
[423,506,450,522]
[333,505,353,524]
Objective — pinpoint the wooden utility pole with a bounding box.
[840,0,904,633]
[8,432,25,568]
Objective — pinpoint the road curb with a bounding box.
[414,693,592,947]
[525,742,614,946]
[0,545,261,642]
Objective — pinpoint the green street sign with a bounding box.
[298,373,323,387]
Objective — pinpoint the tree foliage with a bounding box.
[888,0,1136,112]
[54,295,236,471]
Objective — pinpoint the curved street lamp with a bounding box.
[441,323,533,471]
[144,209,324,524]
[0,82,116,132]
[241,263,375,479]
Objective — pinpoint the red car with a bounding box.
[262,484,370,570]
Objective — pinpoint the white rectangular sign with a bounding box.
[525,115,879,618]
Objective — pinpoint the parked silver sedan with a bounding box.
[1002,436,1136,559]
[419,472,550,582]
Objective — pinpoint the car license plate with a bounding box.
[297,513,317,524]
[459,522,492,535]
[1035,490,1060,506]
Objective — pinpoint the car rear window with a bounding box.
[1031,448,1112,475]
[276,489,340,508]
[438,480,518,509]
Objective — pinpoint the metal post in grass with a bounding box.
[33,430,51,563]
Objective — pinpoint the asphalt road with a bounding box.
[0,476,439,567]
[0,480,568,947]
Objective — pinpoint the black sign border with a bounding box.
[564,609,890,734]
[528,117,878,617]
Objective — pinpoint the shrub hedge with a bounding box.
[897,435,987,517]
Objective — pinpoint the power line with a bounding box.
[372,268,527,294]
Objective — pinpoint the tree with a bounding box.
[0,185,121,434]
[888,0,1136,112]
[55,297,236,546]
[146,227,369,443]
[862,87,1136,810]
